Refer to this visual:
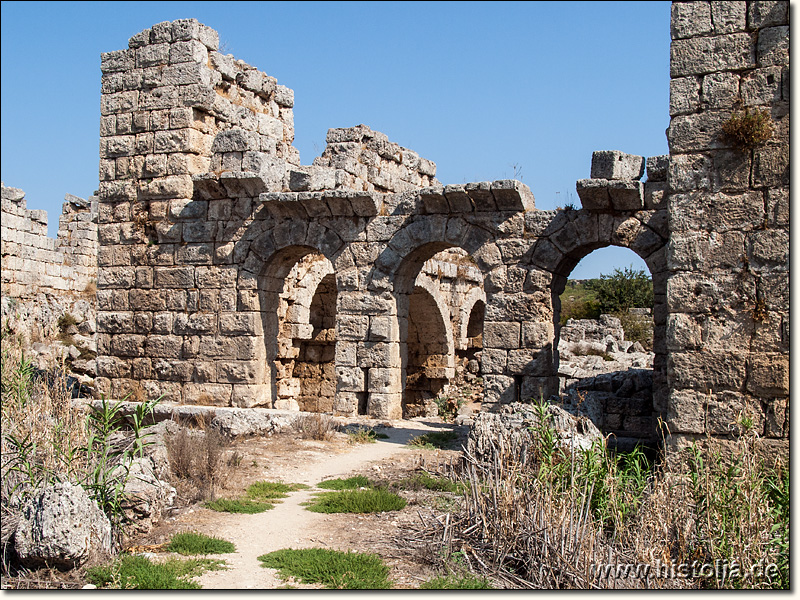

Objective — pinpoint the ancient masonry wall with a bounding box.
[665,0,789,455]
[92,7,788,455]
[1,183,99,298]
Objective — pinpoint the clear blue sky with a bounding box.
[1,1,671,279]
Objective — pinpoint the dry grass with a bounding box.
[296,412,338,441]
[164,418,232,503]
[414,408,788,589]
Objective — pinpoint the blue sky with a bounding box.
[1,1,671,279]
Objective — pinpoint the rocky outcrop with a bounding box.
[466,402,603,464]
[14,482,112,570]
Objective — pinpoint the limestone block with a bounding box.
[590,151,645,180]
[747,229,789,270]
[366,392,401,420]
[711,1,747,33]
[671,1,712,39]
[668,111,730,153]
[482,374,516,404]
[668,351,747,393]
[367,367,401,394]
[576,179,610,210]
[336,366,365,392]
[752,143,789,187]
[748,1,789,29]
[217,361,259,384]
[231,384,271,408]
[483,322,520,349]
[670,33,755,77]
[644,182,668,210]
[522,321,553,348]
[491,180,535,211]
[747,353,789,397]
[608,181,644,210]
[369,316,399,342]
[136,43,170,68]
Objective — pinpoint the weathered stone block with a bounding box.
[747,353,789,397]
[671,1,712,39]
[575,179,610,210]
[590,151,645,180]
[483,321,520,349]
[671,33,755,77]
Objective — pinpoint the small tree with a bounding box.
[586,266,653,314]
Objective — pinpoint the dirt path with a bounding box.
[185,421,443,589]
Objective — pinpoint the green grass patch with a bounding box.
[420,574,493,589]
[407,430,459,450]
[246,481,307,501]
[166,532,236,555]
[317,475,372,490]
[258,548,392,589]
[394,471,464,493]
[86,555,226,589]
[205,498,273,513]
[304,488,406,514]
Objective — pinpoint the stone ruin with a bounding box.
[0,2,788,458]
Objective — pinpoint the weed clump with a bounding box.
[722,107,774,150]
[258,548,392,589]
[86,555,225,589]
[304,488,406,514]
[317,475,371,490]
[420,574,493,589]
[166,532,235,556]
[204,498,273,514]
[407,430,459,450]
[246,481,306,500]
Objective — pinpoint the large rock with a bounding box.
[466,402,603,464]
[14,482,112,569]
[116,457,176,536]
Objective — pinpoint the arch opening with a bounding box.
[552,245,663,452]
[394,243,484,418]
[259,247,337,412]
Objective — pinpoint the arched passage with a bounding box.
[258,246,337,411]
[531,208,668,449]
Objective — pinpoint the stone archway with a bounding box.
[529,207,668,447]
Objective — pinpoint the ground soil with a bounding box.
[126,417,469,589]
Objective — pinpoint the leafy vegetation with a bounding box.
[2,335,161,545]
[585,266,653,315]
[393,471,464,493]
[246,481,306,501]
[258,548,392,589]
[407,430,459,450]
[317,475,371,490]
[432,398,788,589]
[86,555,226,589]
[434,395,465,422]
[204,498,273,514]
[722,107,774,150]
[304,488,406,514]
[346,427,387,444]
[166,532,236,556]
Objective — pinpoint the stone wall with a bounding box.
[91,10,788,456]
[1,183,98,298]
[665,0,789,456]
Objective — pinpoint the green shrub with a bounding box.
[317,475,371,490]
[246,481,306,500]
[166,532,236,555]
[346,427,379,444]
[722,107,773,150]
[304,488,406,514]
[585,266,653,314]
[204,498,273,513]
[407,430,459,450]
[258,548,392,589]
[394,471,464,493]
[86,555,225,589]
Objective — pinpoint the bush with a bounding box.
[296,413,338,441]
[258,548,392,589]
[421,574,493,589]
[393,471,464,493]
[722,107,773,150]
[204,498,273,514]
[317,475,371,490]
[246,481,306,500]
[585,266,653,314]
[166,532,236,555]
[304,488,406,514]
[86,555,225,589]
[165,421,230,502]
[407,431,459,450]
